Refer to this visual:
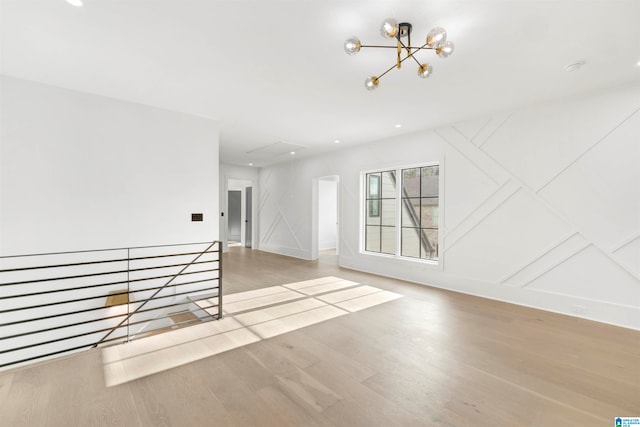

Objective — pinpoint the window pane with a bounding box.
[402,168,420,197]
[380,226,396,255]
[367,200,381,224]
[381,199,396,226]
[367,174,381,199]
[381,171,397,198]
[421,229,439,260]
[401,227,421,258]
[421,166,439,197]
[420,198,439,228]
[401,198,421,227]
[365,226,380,252]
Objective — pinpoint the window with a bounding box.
[364,171,397,255]
[363,164,440,262]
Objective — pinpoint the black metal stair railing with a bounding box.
[0,241,222,370]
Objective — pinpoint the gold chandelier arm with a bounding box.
[377,48,421,80]
[398,38,423,68]
[360,44,434,49]
[397,40,402,69]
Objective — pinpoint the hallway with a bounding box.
[1,247,638,426]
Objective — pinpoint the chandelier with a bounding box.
[344,18,455,90]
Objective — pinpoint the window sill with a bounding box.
[361,250,441,268]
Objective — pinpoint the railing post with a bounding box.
[126,248,130,343]
[217,241,223,320]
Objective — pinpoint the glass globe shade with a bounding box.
[380,18,399,38]
[418,63,433,78]
[426,27,447,47]
[344,37,361,55]
[436,41,454,58]
[365,76,379,91]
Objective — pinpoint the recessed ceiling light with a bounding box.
[636,60,640,67]
[248,163,253,166]
[334,140,340,144]
[66,0,83,7]
[290,151,295,155]
[564,60,586,72]
[394,124,402,128]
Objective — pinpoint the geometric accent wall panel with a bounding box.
[527,245,640,306]
[454,112,512,148]
[445,189,572,283]
[482,88,640,191]
[444,144,500,231]
[612,236,640,277]
[502,232,590,287]
[538,110,640,250]
[453,117,492,143]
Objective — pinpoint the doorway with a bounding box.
[312,175,339,262]
[227,190,242,244]
[245,187,252,248]
[226,178,254,250]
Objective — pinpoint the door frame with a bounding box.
[223,177,256,253]
[311,175,340,260]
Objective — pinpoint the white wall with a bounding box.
[0,76,220,254]
[258,82,640,329]
[318,178,338,250]
[219,163,258,252]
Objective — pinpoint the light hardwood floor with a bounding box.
[1,247,638,426]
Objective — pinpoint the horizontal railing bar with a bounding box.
[189,303,219,313]
[0,241,216,260]
[0,302,221,355]
[131,316,215,339]
[0,335,129,369]
[0,302,219,354]
[1,270,219,311]
[0,310,223,369]
[125,288,219,314]
[1,264,219,298]
[123,277,219,299]
[1,278,129,297]
[0,277,219,327]
[98,277,219,300]
[0,304,128,327]
[1,259,218,287]
[0,249,219,274]
[1,269,219,303]
[0,312,129,341]
[116,300,218,323]
[0,281,219,338]
[121,307,220,337]
[0,323,131,354]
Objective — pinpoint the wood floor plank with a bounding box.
[0,364,52,427]
[0,371,15,406]
[128,362,233,427]
[304,360,431,426]
[191,350,291,426]
[256,385,335,427]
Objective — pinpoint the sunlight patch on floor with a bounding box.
[102,277,402,386]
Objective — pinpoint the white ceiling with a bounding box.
[1,0,639,167]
